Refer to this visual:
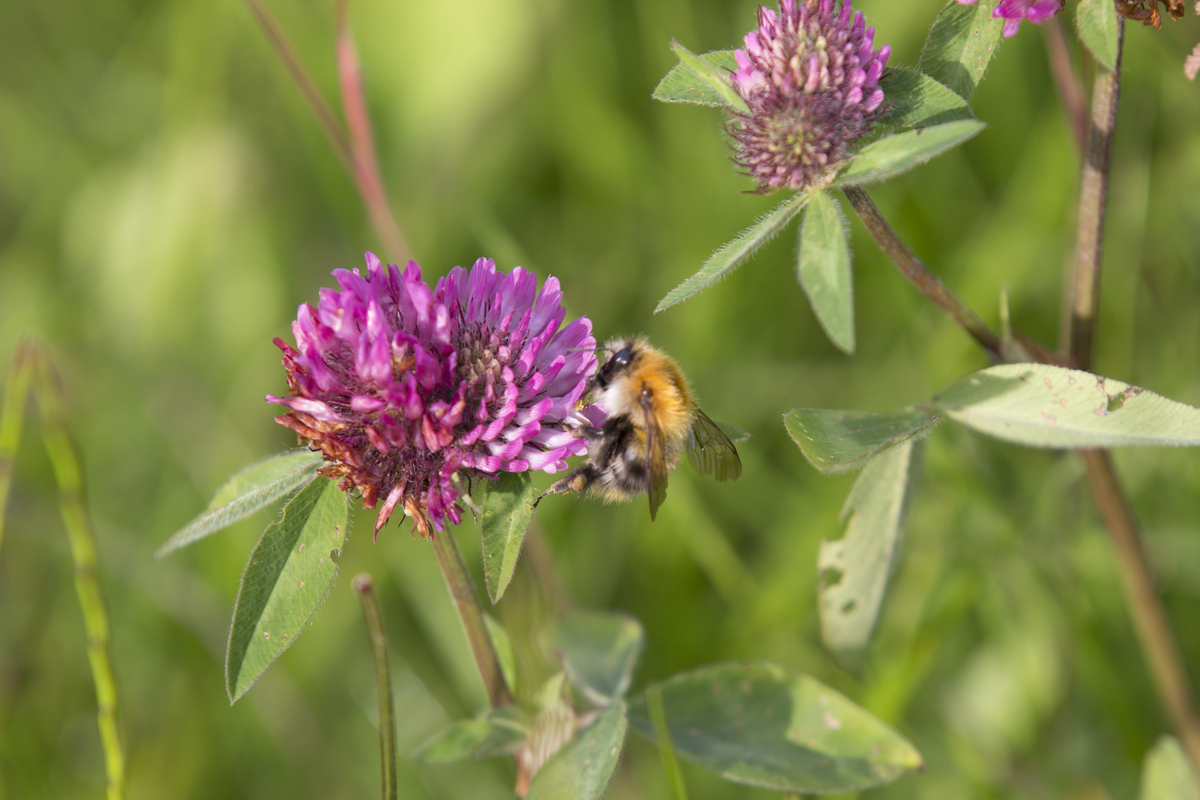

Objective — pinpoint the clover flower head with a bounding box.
[268,254,597,537]
[729,0,891,192]
[955,0,1063,37]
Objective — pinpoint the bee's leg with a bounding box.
[533,464,600,509]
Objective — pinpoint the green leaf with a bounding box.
[818,440,920,664]
[480,471,534,604]
[628,662,923,793]
[877,68,976,129]
[656,192,810,312]
[526,702,627,800]
[547,611,644,706]
[411,707,532,764]
[653,49,739,107]
[483,612,517,696]
[797,190,855,354]
[1139,735,1200,800]
[666,43,748,113]
[1076,0,1119,71]
[784,407,940,474]
[157,449,323,558]
[832,120,986,187]
[932,364,1200,448]
[475,706,533,758]
[919,0,1005,100]
[225,477,348,703]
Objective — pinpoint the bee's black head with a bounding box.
[596,343,636,387]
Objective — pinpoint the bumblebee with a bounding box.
[535,336,742,520]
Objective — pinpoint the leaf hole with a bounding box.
[819,567,845,590]
[841,599,857,614]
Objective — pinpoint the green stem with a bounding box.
[352,573,398,800]
[0,341,36,563]
[34,350,125,800]
[1068,19,1124,370]
[429,529,513,708]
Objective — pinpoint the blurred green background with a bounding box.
[2,0,1200,797]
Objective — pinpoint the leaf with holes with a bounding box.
[819,440,921,664]
[784,407,939,474]
[1139,735,1200,800]
[932,364,1200,448]
[480,471,534,604]
[877,69,975,129]
[657,192,810,312]
[1076,0,1119,71]
[225,477,347,702]
[653,49,739,107]
[547,611,644,706]
[526,702,627,800]
[628,662,923,793]
[832,120,985,187]
[157,449,323,557]
[797,190,855,354]
[919,0,1005,99]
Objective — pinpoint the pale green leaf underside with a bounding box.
[784,407,939,474]
[1138,735,1200,800]
[480,471,535,604]
[877,68,976,129]
[797,190,855,354]
[657,192,810,312]
[819,440,919,663]
[919,0,1005,100]
[526,703,627,800]
[547,610,644,706]
[653,49,739,107]
[668,42,748,113]
[832,120,986,187]
[932,364,1200,448]
[1076,0,1119,71]
[225,477,347,702]
[628,662,923,793]
[484,613,518,696]
[157,449,323,558]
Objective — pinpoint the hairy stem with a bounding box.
[336,0,413,264]
[0,341,36,562]
[352,573,398,800]
[430,529,514,707]
[1068,20,1124,370]
[34,351,125,800]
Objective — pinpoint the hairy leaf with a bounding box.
[527,702,627,800]
[933,364,1200,448]
[157,449,323,557]
[653,49,739,107]
[797,190,855,354]
[480,471,534,604]
[1077,0,1119,71]
[919,0,1005,99]
[628,662,923,793]
[547,610,644,706]
[877,68,975,129]
[819,440,920,663]
[657,192,810,312]
[832,120,986,187]
[784,407,939,474]
[667,42,748,113]
[225,477,347,702]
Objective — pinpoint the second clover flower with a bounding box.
[729,0,891,193]
[267,254,597,538]
[954,0,1064,38]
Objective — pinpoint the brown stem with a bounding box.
[1081,450,1200,771]
[1068,20,1124,371]
[842,185,1002,358]
[335,0,413,264]
[1045,17,1088,151]
[429,529,514,707]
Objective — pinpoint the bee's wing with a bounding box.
[686,408,743,482]
[642,392,670,521]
